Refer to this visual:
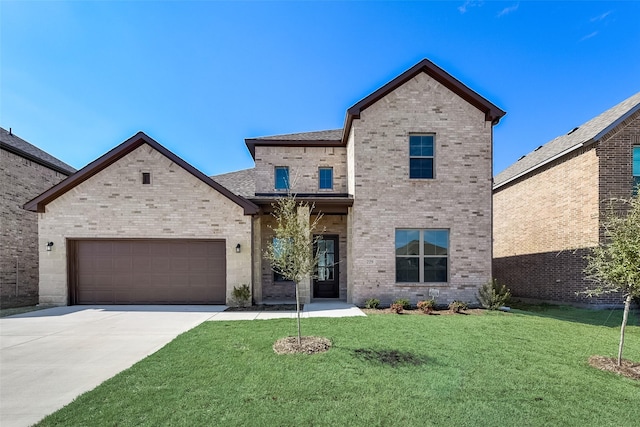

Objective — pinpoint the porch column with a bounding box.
[297,204,312,304]
[251,215,263,304]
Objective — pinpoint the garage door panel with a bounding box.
[74,240,226,304]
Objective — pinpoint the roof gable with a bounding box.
[245,59,505,158]
[494,92,640,189]
[24,132,259,215]
[342,58,506,143]
[0,127,76,175]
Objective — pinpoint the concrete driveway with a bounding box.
[0,305,226,427]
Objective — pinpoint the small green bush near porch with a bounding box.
[37,309,639,427]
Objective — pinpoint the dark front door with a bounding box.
[313,235,339,298]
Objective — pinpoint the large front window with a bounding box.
[409,135,434,179]
[633,146,640,195]
[396,229,448,283]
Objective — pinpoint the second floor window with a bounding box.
[275,166,289,190]
[319,167,333,190]
[409,134,434,179]
[633,146,640,195]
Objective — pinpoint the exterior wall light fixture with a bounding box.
[46,241,54,251]
[235,243,241,253]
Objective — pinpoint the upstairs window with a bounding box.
[275,166,289,190]
[396,229,448,283]
[409,135,434,179]
[634,146,640,195]
[319,167,333,190]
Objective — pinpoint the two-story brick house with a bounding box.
[1,127,76,308]
[493,92,640,306]
[26,59,505,307]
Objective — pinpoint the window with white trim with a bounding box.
[395,229,448,283]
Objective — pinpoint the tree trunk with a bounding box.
[617,294,632,366]
[295,280,301,347]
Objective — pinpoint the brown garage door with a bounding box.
[70,240,226,304]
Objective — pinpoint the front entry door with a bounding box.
[313,235,339,298]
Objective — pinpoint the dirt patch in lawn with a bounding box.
[588,356,640,380]
[273,336,331,355]
[353,348,429,367]
[226,304,301,312]
[362,308,485,316]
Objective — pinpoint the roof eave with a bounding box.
[24,132,259,215]
[342,58,506,143]
[245,138,343,159]
[0,142,76,176]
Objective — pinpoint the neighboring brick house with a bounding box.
[493,92,640,307]
[26,59,505,307]
[1,127,76,308]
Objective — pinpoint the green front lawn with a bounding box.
[38,309,639,427]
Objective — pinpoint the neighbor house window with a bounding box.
[409,135,434,179]
[633,146,640,195]
[275,167,289,190]
[395,229,448,282]
[319,167,333,190]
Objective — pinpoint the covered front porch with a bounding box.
[250,197,352,304]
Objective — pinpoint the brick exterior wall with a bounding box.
[254,146,348,194]
[347,72,494,307]
[1,148,69,308]
[38,143,252,306]
[493,112,639,306]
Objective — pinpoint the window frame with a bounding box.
[395,228,449,283]
[633,146,640,196]
[318,167,334,190]
[409,134,435,179]
[274,166,290,191]
[272,237,293,283]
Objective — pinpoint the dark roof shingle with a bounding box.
[494,92,640,189]
[0,127,76,175]
[211,168,256,198]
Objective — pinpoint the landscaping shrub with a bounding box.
[448,300,468,313]
[365,298,381,309]
[393,298,411,310]
[390,303,404,314]
[231,284,251,307]
[416,299,436,314]
[477,279,511,310]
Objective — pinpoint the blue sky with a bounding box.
[2,1,639,176]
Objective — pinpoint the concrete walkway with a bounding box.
[0,303,363,427]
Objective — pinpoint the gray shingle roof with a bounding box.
[211,168,255,198]
[0,127,76,175]
[249,129,342,141]
[494,92,640,189]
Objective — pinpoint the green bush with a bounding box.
[416,299,436,314]
[393,298,411,310]
[364,298,381,309]
[231,284,251,307]
[448,300,468,313]
[477,279,511,310]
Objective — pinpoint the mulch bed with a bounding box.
[588,356,640,380]
[226,304,301,312]
[362,308,485,315]
[273,336,332,355]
